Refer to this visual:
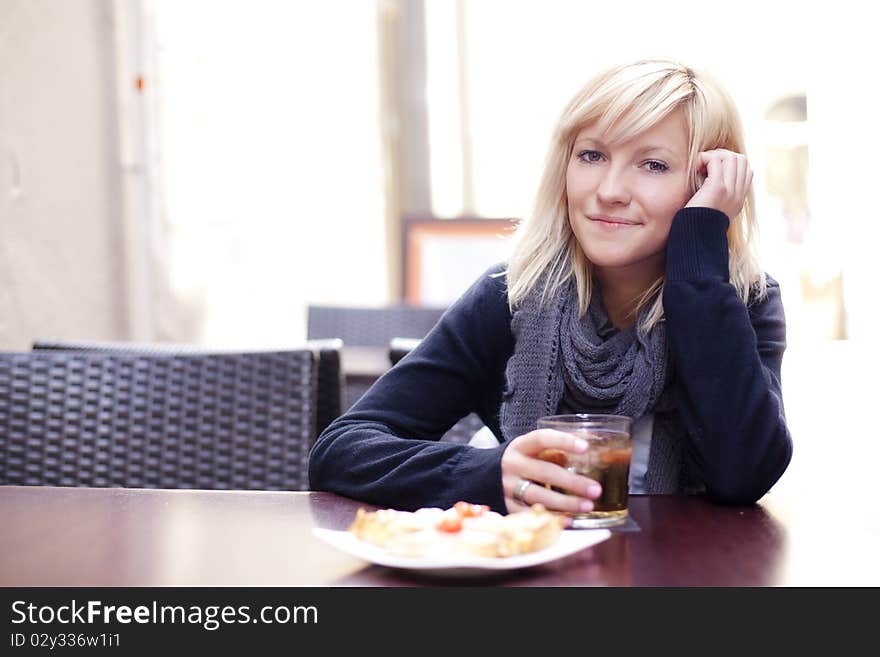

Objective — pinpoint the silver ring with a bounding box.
[513,478,533,504]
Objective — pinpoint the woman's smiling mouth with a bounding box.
[587,215,642,227]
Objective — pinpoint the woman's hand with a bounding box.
[685,149,753,220]
[501,429,602,520]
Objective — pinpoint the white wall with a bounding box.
[151,0,388,348]
[1,1,389,352]
[804,5,880,342]
[424,0,880,343]
[3,1,877,350]
[0,0,126,349]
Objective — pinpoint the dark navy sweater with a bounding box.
[308,207,793,512]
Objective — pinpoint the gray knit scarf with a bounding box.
[499,275,689,493]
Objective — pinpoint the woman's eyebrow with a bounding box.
[634,145,678,158]
[573,138,681,159]
[572,136,606,148]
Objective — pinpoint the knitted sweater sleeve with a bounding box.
[307,265,515,513]
[663,207,793,504]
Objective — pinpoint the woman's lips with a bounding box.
[587,215,641,228]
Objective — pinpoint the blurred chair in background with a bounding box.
[387,337,422,366]
[306,305,446,347]
[387,338,491,447]
[1,347,320,490]
[307,304,485,444]
[306,304,446,407]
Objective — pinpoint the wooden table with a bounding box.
[2,485,877,586]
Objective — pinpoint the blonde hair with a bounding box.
[506,59,766,331]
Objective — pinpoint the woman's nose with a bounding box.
[596,168,631,205]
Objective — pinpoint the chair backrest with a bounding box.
[32,338,343,437]
[386,337,488,445]
[388,337,422,366]
[1,349,318,490]
[306,305,446,347]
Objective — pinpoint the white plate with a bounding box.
[313,527,611,576]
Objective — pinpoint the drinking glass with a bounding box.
[537,414,633,528]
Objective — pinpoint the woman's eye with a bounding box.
[577,150,604,163]
[642,160,669,173]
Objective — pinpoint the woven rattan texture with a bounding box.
[33,339,342,439]
[386,338,487,445]
[307,305,446,346]
[0,351,316,490]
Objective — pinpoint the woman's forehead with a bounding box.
[572,110,689,153]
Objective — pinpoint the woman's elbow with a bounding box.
[705,434,793,505]
[706,484,766,506]
[307,427,338,490]
[306,443,324,491]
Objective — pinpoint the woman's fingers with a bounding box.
[724,153,738,195]
[702,149,735,193]
[516,456,600,498]
[688,149,751,219]
[512,428,589,455]
[501,429,604,514]
[503,472,593,516]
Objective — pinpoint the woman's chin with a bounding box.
[583,253,642,270]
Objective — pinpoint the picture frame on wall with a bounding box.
[402,217,519,306]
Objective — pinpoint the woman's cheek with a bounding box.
[646,191,688,231]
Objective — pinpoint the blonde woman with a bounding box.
[309,60,792,516]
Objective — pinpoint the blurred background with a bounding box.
[1,1,879,503]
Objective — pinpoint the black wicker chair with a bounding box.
[306,305,490,444]
[388,337,422,367]
[387,338,489,446]
[306,305,446,347]
[32,338,343,438]
[307,305,445,411]
[1,348,319,490]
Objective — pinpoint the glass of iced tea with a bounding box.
[537,414,633,528]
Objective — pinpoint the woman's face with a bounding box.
[565,109,692,280]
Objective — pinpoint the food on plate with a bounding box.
[348,501,564,559]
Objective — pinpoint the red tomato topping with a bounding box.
[438,512,462,533]
[453,501,489,517]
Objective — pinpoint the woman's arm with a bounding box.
[308,266,515,512]
[663,207,793,503]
